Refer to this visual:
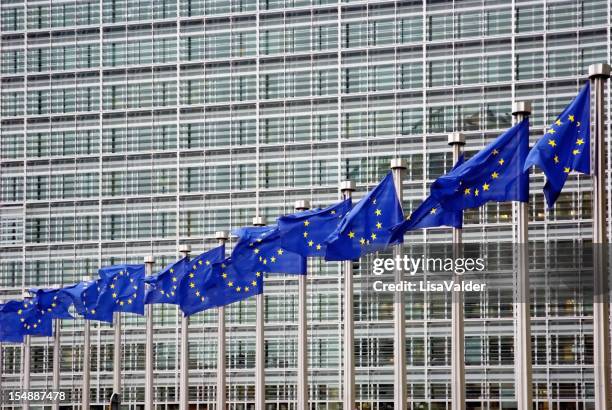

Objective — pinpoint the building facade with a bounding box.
[0,0,610,408]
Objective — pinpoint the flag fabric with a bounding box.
[0,302,25,342]
[62,279,114,323]
[0,299,52,338]
[324,172,404,261]
[145,257,188,305]
[180,255,263,316]
[277,199,352,257]
[430,119,530,211]
[388,156,465,242]
[524,83,590,208]
[176,246,226,316]
[29,287,74,319]
[98,264,146,316]
[231,226,307,276]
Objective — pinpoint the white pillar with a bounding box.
[179,245,191,410]
[448,133,466,410]
[589,63,612,410]
[294,200,310,410]
[216,231,229,410]
[512,101,533,410]
[113,310,121,400]
[253,216,266,410]
[341,181,356,410]
[144,256,155,410]
[81,276,91,410]
[22,290,31,410]
[52,317,61,410]
[391,159,407,409]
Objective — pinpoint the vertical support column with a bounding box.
[391,159,407,409]
[22,290,31,410]
[82,276,91,410]
[113,311,121,400]
[589,63,612,410]
[179,245,192,410]
[341,181,356,410]
[448,133,466,410]
[253,216,266,410]
[144,256,155,410]
[52,316,61,410]
[512,101,533,410]
[216,231,229,410]
[294,200,311,410]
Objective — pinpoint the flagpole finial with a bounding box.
[340,180,356,193]
[22,290,32,298]
[512,101,532,116]
[390,158,407,170]
[144,255,154,264]
[215,231,229,241]
[294,200,311,211]
[589,63,611,79]
[178,244,191,255]
[253,216,266,226]
[448,132,465,146]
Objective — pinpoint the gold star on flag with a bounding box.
[371,233,377,240]
[498,158,505,165]
[430,208,436,215]
[548,139,556,147]
[572,149,580,155]
[222,273,228,279]
[303,232,308,238]
[277,249,283,255]
[483,183,489,191]
[252,280,257,286]
[112,292,117,298]
[304,220,310,226]
[256,272,262,277]
[119,301,124,306]
[195,291,200,296]
[564,167,571,173]
[170,268,174,273]
[189,273,194,278]
[198,260,203,265]
[270,256,276,262]
[554,155,559,164]
[492,149,499,155]
[555,119,562,126]
[491,172,499,179]
[348,231,355,238]
[376,222,382,229]
[110,283,115,289]
[316,244,321,250]
[308,240,314,247]
[206,260,210,265]
[228,281,234,287]
[577,121,581,127]
[172,277,177,282]
[359,238,366,245]
[547,129,555,134]
[464,188,471,195]
[474,189,479,196]
[576,138,584,145]
[254,248,259,254]
[375,209,382,216]
[568,115,575,122]
[236,287,241,292]
[330,210,336,215]
[189,282,195,288]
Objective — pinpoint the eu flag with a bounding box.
[524,83,590,208]
[180,256,263,316]
[98,264,146,316]
[0,299,52,337]
[277,199,352,257]
[389,156,465,242]
[29,287,74,319]
[145,258,188,305]
[177,246,226,316]
[430,120,529,211]
[324,172,404,261]
[62,279,114,323]
[0,301,27,342]
[231,226,306,275]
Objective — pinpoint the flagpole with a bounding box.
[294,200,311,410]
[22,290,31,410]
[511,101,533,410]
[179,244,192,410]
[52,315,61,410]
[341,181,356,410]
[82,276,92,410]
[144,255,155,410]
[216,230,229,410]
[448,133,466,410]
[391,158,407,409]
[113,310,121,401]
[253,215,266,410]
[589,62,612,410]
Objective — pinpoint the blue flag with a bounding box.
[0,302,25,342]
[177,246,227,316]
[324,172,404,261]
[29,287,74,319]
[145,258,188,305]
[430,120,529,211]
[389,156,465,242]
[524,83,590,208]
[62,279,114,323]
[0,299,53,337]
[208,258,263,308]
[231,226,307,275]
[277,199,352,257]
[98,264,146,316]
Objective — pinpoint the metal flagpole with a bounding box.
[589,62,612,410]
[253,215,266,410]
[179,244,192,410]
[391,158,407,409]
[448,133,466,410]
[52,316,61,410]
[82,276,92,410]
[512,101,533,410]
[113,311,121,401]
[341,181,356,410]
[144,256,155,410]
[22,290,31,410]
[294,200,310,410]
[216,231,229,410]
